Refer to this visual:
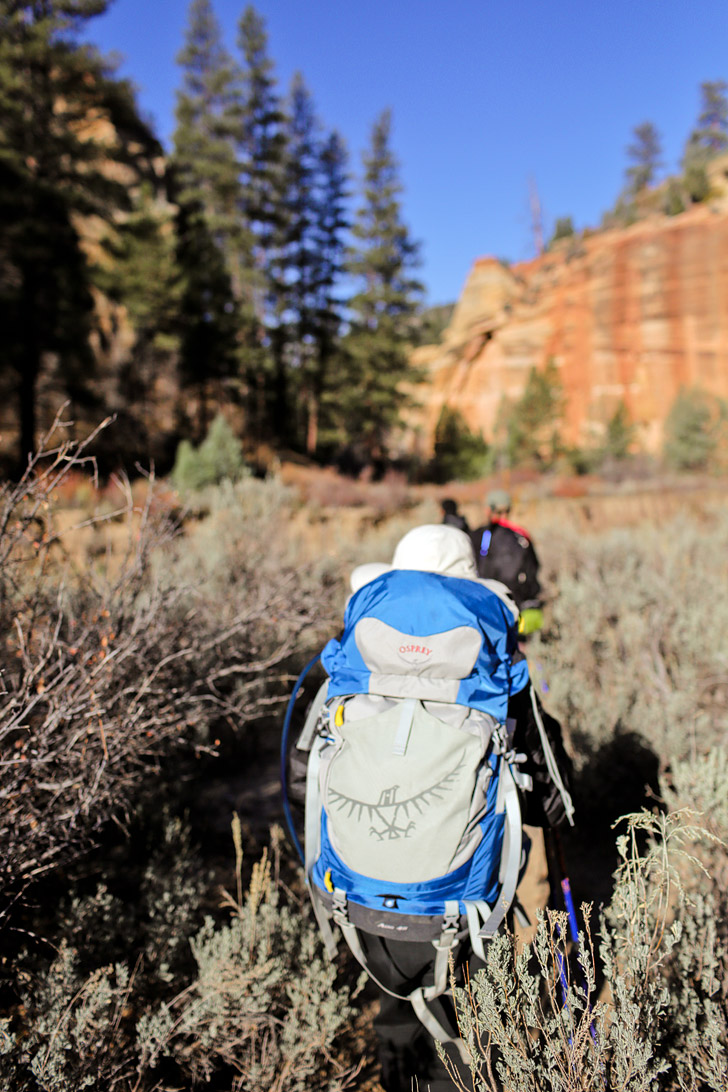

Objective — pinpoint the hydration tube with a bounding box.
[280,651,321,866]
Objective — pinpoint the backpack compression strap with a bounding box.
[464,728,526,959]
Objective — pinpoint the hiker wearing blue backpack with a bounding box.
[284,524,574,1091]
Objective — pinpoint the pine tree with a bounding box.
[94,183,182,439]
[175,203,242,439]
[307,129,349,456]
[691,80,728,156]
[603,400,636,461]
[682,80,728,202]
[266,71,319,443]
[625,121,662,194]
[172,0,250,439]
[273,76,350,454]
[663,386,725,470]
[236,4,287,433]
[172,0,248,291]
[236,5,287,242]
[0,0,159,469]
[342,109,423,462]
[506,358,565,467]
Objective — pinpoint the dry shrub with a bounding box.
[447,794,728,1092]
[0,417,359,1090]
[1,827,359,1092]
[530,504,728,768]
[0,418,337,925]
[137,824,360,1092]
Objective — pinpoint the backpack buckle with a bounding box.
[436,900,461,950]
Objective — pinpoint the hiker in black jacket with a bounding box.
[471,488,542,636]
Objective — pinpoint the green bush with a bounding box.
[548,216,575,248]
[663,386,727,470]
[171,413,247,492]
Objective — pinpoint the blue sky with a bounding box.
[87,0,728,306]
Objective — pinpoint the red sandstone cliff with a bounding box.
[409,202,728,455]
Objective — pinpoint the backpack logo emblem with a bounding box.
[397,642,433,666]
[328,757,466,841]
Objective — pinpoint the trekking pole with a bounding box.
[544,829,598,1045]
[544,829,580,945]
[544,828,572,1005]
[280,651,321,867]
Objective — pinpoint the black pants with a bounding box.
[358,932,481,1092]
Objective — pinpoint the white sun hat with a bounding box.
[349,524,477,590]
[349,523,518,620]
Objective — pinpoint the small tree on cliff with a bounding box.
[682,80,728,202]
[602,400,636,461]
[625,121,663,194]
[548,216,575,248]
[340,109,423,462]
[430,406,490,483]
[505,358,565,467]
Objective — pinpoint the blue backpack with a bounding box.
[284,569,567,1046]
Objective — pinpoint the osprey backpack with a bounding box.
[283,569,572,1045]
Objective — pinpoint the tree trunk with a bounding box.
[18,271,40,475]
[305,389,318,456]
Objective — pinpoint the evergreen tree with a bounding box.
[236,4,287,431]
[691,80,728,156]
[267,70,319,444]
[175,203,242,439]
[663,386,725,470]
[341,109,423,462]
[308,129,349,456]
[602,400,636,461]
[430,406,490,483]
[505,358,564,467]
[94,184,182,441]
[625,121,662,194]
[0,0,159,469]
[173,0,248,291]
[682,80,728,202]
[549,216,576,246]
[236,6,286,294]
[275,77,350,455]
[172,0,250,440]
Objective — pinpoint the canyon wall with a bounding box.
[409,203,728,455]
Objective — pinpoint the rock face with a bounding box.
[410,203,728,454]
